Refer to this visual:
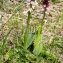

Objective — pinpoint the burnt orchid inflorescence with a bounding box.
[26,0,38,8]
[23,0,50,15]
[31,0,35,1]
[23,0,38,15]
[42,0,49,7]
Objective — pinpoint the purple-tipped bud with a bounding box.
[42,0,49,7]
[31,0,35,1]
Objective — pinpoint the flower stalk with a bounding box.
[41,7,46,31]
[41,0,50,31]
[27,11,31,27]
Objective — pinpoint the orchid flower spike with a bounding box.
[42,0,50,8]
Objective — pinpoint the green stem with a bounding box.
[27,11,31,27]
[24,11,31,49]
[41,7,46,31]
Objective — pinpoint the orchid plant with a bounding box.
[23,0,57,63]
[1,0,59,63]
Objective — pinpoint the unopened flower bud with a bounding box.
[31,0,35,1]
[42,0,50,7]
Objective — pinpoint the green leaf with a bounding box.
[24,28,36,49]
[61,12,63,21]
[26,54,36,61]
[24,27,29,49]
[14,0,24,12]
[4,50,14,61]
[26,62,29,63]
[39,50,57,60]
[0,2,2,8]
[27,11,31,25]
[24,10,35,49]
[28,33,36,48]
[33,26,43,56]
[0,54,2,62]
[33,41,42,56]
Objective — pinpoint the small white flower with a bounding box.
[23,8,33,16]
[23,10,28,16]
[44,20,47,24]
[46,6,51,14]
[26,2,30,7]
[31,1,38,6]
[45,11,49,14]
[26,0,31,7]
[26,0,31,2]
[23,22,26,26]
[23,0,38,16]
[26,0,38,9]
[31,1,38,9]
[28,8,33,12]
[40,6,44,12]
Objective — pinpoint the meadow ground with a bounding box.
[0,0,63,63]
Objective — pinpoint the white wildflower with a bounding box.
[40,6,44,12]
[31,1,38,9]
[44,20,47,24]
[26,0,31,7]
[23,10,28,16]
[23,8,33,16]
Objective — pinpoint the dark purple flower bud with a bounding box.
[31,0,35,1]
[42,0,49,7]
